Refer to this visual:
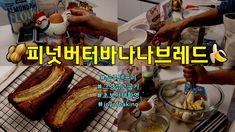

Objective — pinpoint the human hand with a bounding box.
[152,21,185,45]
[67,9,117,40]
[183,66,208,83]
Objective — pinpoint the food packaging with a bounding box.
[172,0,182,11]
[84,34,104,46]
[17,26,35,43]
[86,52,112,66]
[79,0,93,12]
[146,4,161,31]
[162,0,173,20]
[66,0,80,9]
[146,0,173,30]
[184,83,207,100]
[36,0,59,16]
[0,0,37,33]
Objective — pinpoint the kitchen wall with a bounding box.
[89,0,117,22]
[0,8,9,26]
[118,0,163,26]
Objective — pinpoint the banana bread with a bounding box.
[44,76,109,132]
[8,66,74,120]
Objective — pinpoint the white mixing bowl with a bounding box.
[118,29,147,53]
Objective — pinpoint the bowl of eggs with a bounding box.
[159,83,224,123]
[118,29,147,53]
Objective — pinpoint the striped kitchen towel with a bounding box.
[190,111,228,132]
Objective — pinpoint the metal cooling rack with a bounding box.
[0,66,119,132]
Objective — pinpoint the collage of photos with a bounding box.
[0,0,235,132]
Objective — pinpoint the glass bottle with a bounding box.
[140,71,156,98]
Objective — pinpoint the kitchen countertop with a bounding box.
[0,0,234,131]
[117,0,234,131]
[159,66,234,115]
[0,0,118,63]
[0,0,119,90]
[118,66,235,131]
[118,0,224,45]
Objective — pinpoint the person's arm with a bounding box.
[183,66,235,85]
[68,9,117,41]
[99,21,117,41]
[181,8,222,28]
[183,0,235,28]
[203,69,235,85]
[153,8,222,44]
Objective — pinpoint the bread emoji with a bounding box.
[49,13,64,23]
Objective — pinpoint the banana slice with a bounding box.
[186,92,194,104]
[182,112,192,121]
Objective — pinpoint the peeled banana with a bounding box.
[174,91,206,122]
